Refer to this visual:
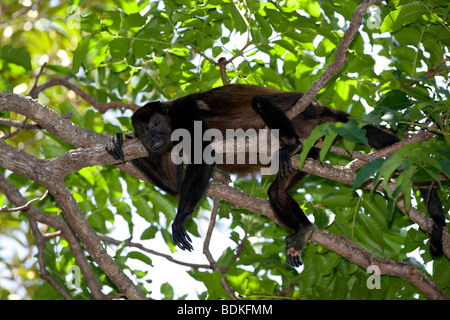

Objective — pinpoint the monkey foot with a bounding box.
[285,223,314,267]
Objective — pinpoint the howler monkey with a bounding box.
[106,84,445,267]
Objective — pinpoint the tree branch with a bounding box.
[313,229,449,300]
[189,39,254,86]
[97,233,212,270]
[0,131,146,300]
[28,74,138,113]
[287,0,383,119]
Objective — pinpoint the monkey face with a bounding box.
[132,103,172,155]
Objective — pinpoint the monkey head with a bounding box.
[132,102,173,156]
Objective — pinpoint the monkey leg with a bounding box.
[268,171,314,267]
[419,188,445,256]
[252,94,302,177]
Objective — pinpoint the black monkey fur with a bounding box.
[106,84,445,267]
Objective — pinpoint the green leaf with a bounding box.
[132,39,152,59]
[72,37,89,73]
[397,166,415,211]
[42,137,72,159]
[141,226,158,240]
[149,190,176,221]
[288,0,321,17]
[298,124,327,169]
[432,258,450,288]
[124,13,146,29]
[205,272,229,299]
[73,36,111,71]
[254,12,272,38]
[44,64,72,75]
[114,0,139,14]
[353,158,385,189]
[226,2,247,34]
[94,187,107,208]
[88,211,106,232]
[358,213,385,248]
[319,129,338,163]
[332,120,368,146]
[132,197,155,222]
[117,202,133,233]
[314,209,336,229]
[110,38,131,60]
[381,2,436,33]
[0,45,31,70]
[0,74,13,91]
[80,12,101,33]
[160,282,174,300]
[103,10,122,34]
[127,251,153,266]
[78,167,95,185]
[32,282,63,300]
[227,268,250,295]
[59,103,83,126]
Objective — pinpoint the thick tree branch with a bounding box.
[0,130,146,300]
[313,229,449,300]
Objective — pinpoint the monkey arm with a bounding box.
[172,162,215,251]
[105,132,180,195]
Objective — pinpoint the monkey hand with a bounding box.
[105,133,125,163]
[285,223,314,267]
[172,216,193,251]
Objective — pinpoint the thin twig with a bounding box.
[28,75,138,113]
[190,39,254,86]
[0,190,49,212]
[0,116,30,141]
[97,233,211,270]
[29,62,48,96]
